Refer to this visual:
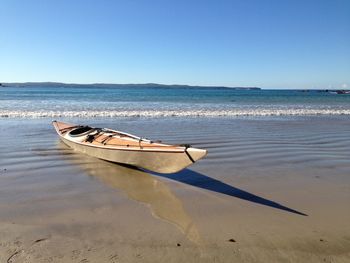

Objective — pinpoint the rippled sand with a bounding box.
[1,117,350,262]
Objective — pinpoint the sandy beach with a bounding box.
[1,117,350,262]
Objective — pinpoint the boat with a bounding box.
[52,121,207,173]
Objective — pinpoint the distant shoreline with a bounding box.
[0,82,261,90]
[1,83,349,92]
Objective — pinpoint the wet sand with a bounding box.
[1,117,350,262]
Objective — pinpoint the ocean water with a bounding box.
[1,85,350,118]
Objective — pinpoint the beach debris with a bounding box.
[228,238,236,243]
[33,238,47,243]
[7,251,19,263]
[109,254,119,261]
[177,243,181,247]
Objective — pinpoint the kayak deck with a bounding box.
[54,121,185,152]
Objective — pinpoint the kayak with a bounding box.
[52,121,207,173]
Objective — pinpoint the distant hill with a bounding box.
[0,82,261,90]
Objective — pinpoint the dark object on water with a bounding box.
[177,243,181,247]
[228,238,236,242]
[336,90,350,95]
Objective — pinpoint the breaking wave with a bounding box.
[2,109,350,118]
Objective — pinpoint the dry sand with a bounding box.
[0,117,350,262]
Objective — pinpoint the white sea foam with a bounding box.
[1,109,350,118]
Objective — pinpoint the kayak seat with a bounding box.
[69,126,95,137]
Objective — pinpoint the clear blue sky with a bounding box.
[0,0,349,88]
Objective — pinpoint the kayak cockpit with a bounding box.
[69,126,95,137]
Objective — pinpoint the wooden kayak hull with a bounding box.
[53,121,207,173]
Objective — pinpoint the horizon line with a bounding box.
[1,81,348,90]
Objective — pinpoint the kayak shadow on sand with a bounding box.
[150,169,307,216]
[56,140,306,216]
